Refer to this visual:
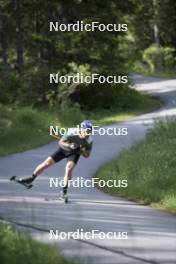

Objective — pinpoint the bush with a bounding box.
[68,82,143,111]
[0,67,22,104]
[0,224,71,264]
[163,47,175,70]
[143,44,163,72]
[59,100,85,127]
[142,44,176,73]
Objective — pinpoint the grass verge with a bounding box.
[0,223,74,264]
[95,119,176,213]
[89,93,160,126]
[132,66,176,79]
[0,93,160,156]
[136,70,176,79]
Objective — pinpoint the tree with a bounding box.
[14,0,24,76]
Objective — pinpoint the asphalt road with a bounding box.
[0,74,176,264]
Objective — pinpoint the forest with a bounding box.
[0,0,175,107]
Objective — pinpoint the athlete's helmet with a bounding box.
[80,120,93,131]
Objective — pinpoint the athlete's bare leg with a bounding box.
[33,157,55,176]
[63,160,76,195]
[20,157,55,184]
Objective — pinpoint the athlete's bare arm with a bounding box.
[59,138,78,150]
[80,147,91,158]
[59,138,70,149]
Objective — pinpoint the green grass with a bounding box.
[0,93,160,156]
[135,70,176,79]
[90,93,160,126]
[132,62,176,79]
[95,119,176,213]
[0,106,53,156]
[0,223,74,264]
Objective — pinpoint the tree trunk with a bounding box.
[14,0,24,76]
[1,30,8,68]
[0,6,8,68]
[153,0,162,70]
[36,10,46,104]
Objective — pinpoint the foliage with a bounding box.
[0,93,160,156]
[96,118,176,213]
[130,0,176,73]
[59,100,86,127]
[0,223,72,264]
[0,105,52,155]
[68,81,156,110]
[0,0,134,107]
[134,45,176,74]
[163,47,175,70]
[0,0,175,107]
[143,44,163,72]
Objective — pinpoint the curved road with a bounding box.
[0,75,176,264]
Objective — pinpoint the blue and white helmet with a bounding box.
[80,120,93,131]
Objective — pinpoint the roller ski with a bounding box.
[10,175,33,189]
